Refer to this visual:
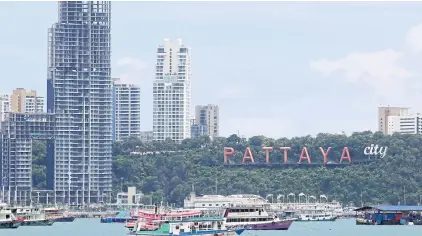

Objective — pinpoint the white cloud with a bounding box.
[113,57,149,85]
[405,23,422,53]
[310,49,411,85]
[217,85,251,100]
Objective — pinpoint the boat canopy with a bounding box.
[354,206,422,212]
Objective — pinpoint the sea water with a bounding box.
[0,218,420,236]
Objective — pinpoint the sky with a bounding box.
[1,1,422,139]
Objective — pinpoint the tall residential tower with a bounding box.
[112,78,141,141]
[153,39,192,143]
[47,1,112,204]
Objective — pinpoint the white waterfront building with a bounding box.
[153,39,192,143]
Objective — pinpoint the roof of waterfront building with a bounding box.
[354,205,422,212]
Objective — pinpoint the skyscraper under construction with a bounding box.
[47,1,112,204]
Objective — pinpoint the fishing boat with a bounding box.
[128,216,245,236]
[101,210,135,223]
[7,206,54,226]
[224,204,293,230]
[0,204,24,229]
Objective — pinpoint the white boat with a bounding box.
[297,209,337,221]
[0,203,23,228]
[224,204,293,230]
[7,206,54,226]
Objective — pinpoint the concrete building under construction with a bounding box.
[0,112,55,204]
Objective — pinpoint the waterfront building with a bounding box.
[47,1,112,204]
[153,39,192,143]
[112,78,141,141]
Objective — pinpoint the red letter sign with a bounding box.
[242,147,255,163]
[319,147,331,164]
[340,147,351,163]
[262,147,273,164]
[280,147,291,164]
[224,147,235,164]
[298,147,311,164]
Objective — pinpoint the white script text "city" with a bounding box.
[363,144,388,158]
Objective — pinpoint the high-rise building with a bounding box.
[112,78,141,141]
[387,114,422,134]
[153,39,192,143]
[10,88,44,113]
[192,104,219,138]
[0,94,10,124]
[378,106,409,135]
[47,1,112,204]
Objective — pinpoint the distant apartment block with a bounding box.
[0,95,10,124]
[386,114,422,134]
[378,106,410,135]
[112,79,141,141]
[153,39,192,143]
[191,104,219,138]
[10,88,44,113]
[140,131,153,143]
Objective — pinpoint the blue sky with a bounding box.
[2,1,422,138]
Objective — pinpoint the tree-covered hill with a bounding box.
[111,132,422,206]
[32,131,422,206]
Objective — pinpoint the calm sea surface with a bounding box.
[1,218,420,236]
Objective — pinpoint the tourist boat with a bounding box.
[7,206,54,226]
[127,216,245,236]
[126,206,221,231]
[43,207,75,222]
[224,204,293,230]
[0,203,24,229]
[297,208,337,221]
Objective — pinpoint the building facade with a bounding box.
[153,39,192,143]
[139,131,153,143]
[47,1,112,204]
[387,114,422,134]
[112,79,141,141]
[0,113,55,204]
[378,106,409,135]
[10,88,44,113]
[0,95,10,127]
[192,104,219,138]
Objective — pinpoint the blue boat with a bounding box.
[100,211,134,223]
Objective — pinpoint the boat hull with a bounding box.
[244,220,292,230]
[101,217,132,223]
[0,221,22,229]
[21,220,54,226]
[53,217,75,222]
[127,229,244,236]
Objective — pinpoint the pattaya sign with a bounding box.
[223,146,352,164]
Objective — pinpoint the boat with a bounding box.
[101,210,135,223]
[355,205,422,225]
[297,208,337,221]
[128,214,245,236]
[43,207,75,222]
[126,206,223,231]
[7,206,54,226]
[224,204,293,230]
[0,204,24,229]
